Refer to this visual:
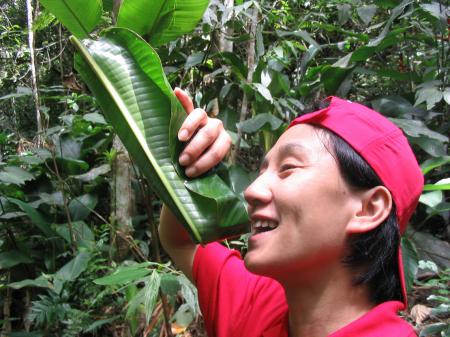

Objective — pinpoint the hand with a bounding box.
[175,88,231,178]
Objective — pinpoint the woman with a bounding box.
[159,88,423,337]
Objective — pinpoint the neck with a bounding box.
[279,264,374,337]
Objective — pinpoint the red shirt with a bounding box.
[193,243,417,337]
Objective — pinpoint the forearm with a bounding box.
[157,88,230,282]
[158,204,198,281]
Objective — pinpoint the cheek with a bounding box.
[274,175,324,216]
[275,177,350,237]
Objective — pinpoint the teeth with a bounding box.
[251,220,278,233]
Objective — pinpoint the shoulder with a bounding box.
[193,242,284,297]
[192,243,288,337]
[331,301,417,337]
[192,242,244,283]
[374,301,417,337]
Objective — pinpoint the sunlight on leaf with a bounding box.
[117,0,209,46]
[39,0,102,38]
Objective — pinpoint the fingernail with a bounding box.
[178,129,188,141]
[186,167,197,177]
[179,154,190,165]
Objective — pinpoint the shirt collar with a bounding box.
[263,301,407,337]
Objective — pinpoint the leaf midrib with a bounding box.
[148,0,176,43]
[70,35,201,242]
[62,0,90,37]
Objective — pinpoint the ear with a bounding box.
[346,186,392,234]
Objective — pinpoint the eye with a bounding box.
[279,164,297,173]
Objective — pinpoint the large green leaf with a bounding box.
[423,178,450,191]
[0,250,33,269]
[357,5,377,26]
[94,262,152,285]
[68,194,98,221]
[117,0,209,47]
[160,273,180,296]
[238,113,284,133]
[53,157,89,175]
[39,0,102,38]
[56,251,91,282]
[71,28,248,243]
[142,270,161,323]
[401,236,418,293]
[55,221,95,249]
[0,166,34,186]
[420,156,450,175]
[367,0,412,47]
[320,65,354,95]
[8,276,51,289]
[8,198,55,237]
[390,118,449,143]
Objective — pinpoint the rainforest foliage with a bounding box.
[0,0,449,336]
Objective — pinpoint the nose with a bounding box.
[244,172,273,207]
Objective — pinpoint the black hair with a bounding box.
[319,128,402,304]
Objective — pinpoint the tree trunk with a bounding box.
[110,136,135,260]
[23,289,31,331]
[231,6,258,163]
[1,274,12,337]
[219,0,234,53]
[112,0,122,25]
[26,0,43,143]
[107,0,135,263]
[209,0,234,117]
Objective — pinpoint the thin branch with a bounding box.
[58,23,64,84]
[26,0,43,143]
[231,6,258,163]
[131,161,161,261]
[159,289,173,337]
[50,147,77,254]
[0,8,12,27]
[143,302,163,336]
[47,40,68,64]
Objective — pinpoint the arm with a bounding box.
[159,204,198,282]
[158,88,232,282]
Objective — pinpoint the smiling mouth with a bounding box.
[251,220,279,236]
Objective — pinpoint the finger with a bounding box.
[174,87,194,114]
[185,131,232,177]
[178,108,208,142]
[179,118,221,165]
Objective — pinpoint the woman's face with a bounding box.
[244,124,360,282]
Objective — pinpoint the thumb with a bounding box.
[174,87,194,114]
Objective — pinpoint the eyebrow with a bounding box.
[259,142,310,170]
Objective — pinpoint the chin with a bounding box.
[243,254,260,273]
[244,254,275,277]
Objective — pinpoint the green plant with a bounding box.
[116,0,210,46]
[413,264,450,337]
[71,29,248,243]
